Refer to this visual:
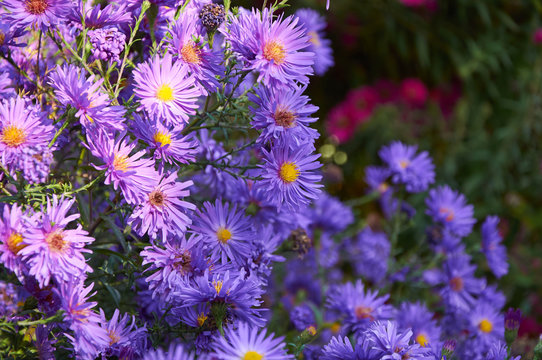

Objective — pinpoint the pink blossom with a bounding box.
[400,78,428,107]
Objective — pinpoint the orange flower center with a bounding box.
[25,0,49,15]
[149,189,166,207]
[7,232,25,254]
[354,305,374,320]
[263,40,286,64]
[1,125,27,148]
[181,42,201,64]
[274,107,296,128]
[45,230,67,253]
[449,276,464,291]
[439,207,455,222]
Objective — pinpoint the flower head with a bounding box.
[481,216,508,278]
[0,204,28,277]
[425,185,475,238]
[295,8,334,76]
[4,0,67,32]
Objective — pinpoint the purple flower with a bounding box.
[249,84,319,145]
[142,343,195,360]
[258,140,322,210]
[99,309,148,358]
[131,113,197,165]
[349,228,390,283]
[308,193,354,234]
[212,322,294,360]
[88,26,126,63]
[129,171,195,239]
[14,144,54,184]
[379,141,435,193]
[295,8,334,76]
[19,196,94,287]
[396,302,441,348]
[367,321,433,359]
[425,185,475,238]
[56,281,110,359]
[485,341,521,360]
[4,0,67,32]
[321,336,379,360]
[140,235,208,302]
[48,65,126,132]
[364,165,392,194]
[326,280,394,334]
[168,13,224,93]
[133,53,201,126]
[87,131,158,205]
[468,301,504,347]
[290,304,316,331]
[191,200,254,265]
[68,2,132,30]
[0,281,24,317]
[481,216,508,278]
[225,8,314,88]
[0,204,27,277]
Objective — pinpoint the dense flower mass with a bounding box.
[0,1,527,359]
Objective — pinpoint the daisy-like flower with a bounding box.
[379,141,435,193]
[0,96,54,166]
[168,13,224,94]
[295,8,334,76]
[0,204,28,278]
[248,84,319,145]
[349,227,390,283]
[481,216,509,278]
[56,281,110,359]
[225,8,314,88]
[142,343,195,360]
[178,269,265,327]
[308,192,354,234]
[133,53,201,126]
[87,131,158,205]
[326,280,394,334]
[425,185,475,238]
[49,64,126,133]
[212,322,294,360]
[131,113,197,165]
[190,200,254,265]
[129,171,195,239]
[258,139,322,210]
[19,196,94,287]
[321,336,378,360]
[468,300,504,349]
[140,235,208,302]
[4,0,66,31]
[99,309,148,358]
[68,2,131,30]
[396,302,441,348]
[367,321,432,360]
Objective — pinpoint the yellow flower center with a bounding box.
[181,42,201,64]
[279,162,299,183]
[197,312,208,327]
[113,154,129,172]
[1,125,27,148]
[377,182,389,194]
[213,280,223,295]
[479,319,493,333]
[156,84,175,102]
[308,31,321,46]
[330,322,341,333]
[216,227,232,243]
[416,333,429,347]
[153,131,172,147]
[6,232,25,255]
[243,351,264,360]
[263,40,286,64]
[306,326,317,335]
[45,230,67,253]
[108,330,120,346]
[399,160,410,169]
[0,32,5,46]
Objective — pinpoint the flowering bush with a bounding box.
[0,0,533,359]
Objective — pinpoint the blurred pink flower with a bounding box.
[326,103,359,144]
[400,78,428,107]
[533,28,542,44]
[429,82,461,118]
[345,86,380,123]
[373,80,400,104]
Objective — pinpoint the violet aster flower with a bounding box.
[0,204,28,278]
[308,193,353,235]
[168,13,224,94]
[56,281,110,359]
[468,300,504,349]
[295,8,334,76]
[321,336,379,360]
[290,304,316,331]
[249,84,319,145]
[14,144,54,184]
[190,199,254,265]
[99,309,148,358]
[4,0,67,32]
[425,185,475,238]
[129,171,195,239]
[131,113,197,165]
[396,302,441,348]
[364,166,392,194]
[88,26,126,63]
[225,8,314,88]
[140,235,207,302]
[423,252,485,311]
[87,131,158,205]
[258,139,322,210]
[367,321,432,360]
[485,341,521,360]
[178,269,265,327]
[142,343,195,360]
[19,196,94,287]
[133,53,201,126]
[349,228,390,283]
[49,64,126,132]
[212,322,294,360]
[379,141,435,193]
[326,280,394,334]
[481,216,509,278]
[0,96,54,166]
[68,2,132,30]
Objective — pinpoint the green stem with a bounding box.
[48,112,71,148]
